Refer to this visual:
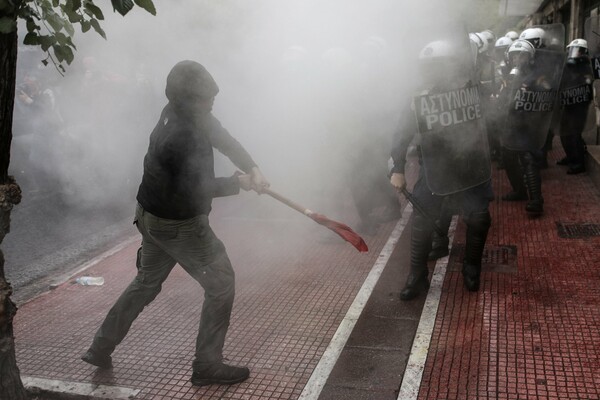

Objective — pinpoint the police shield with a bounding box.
[413,34,491,196]
[502,24,566,151]
[558,54,593,137]
[585,16,600,79]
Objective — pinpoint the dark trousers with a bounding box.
[560,133,586,167]
[409,175,493,272]
[91,204,235,371]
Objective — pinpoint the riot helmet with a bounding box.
[494,36,513,63]
[519,27,545,48]
[479,30,496,48]
[506,39,536,76]
[418,39,465,86]
[505,31,519,41]
[566,39,589,64]
[469,32,488,55]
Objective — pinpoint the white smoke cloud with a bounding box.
[12,0,491,222]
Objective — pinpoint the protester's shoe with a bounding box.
[81,349,112,369]
[567,165,585,175]
[501,191,527,201]
[462,263,481,292]
[400,271,429,301]
[191,363,250,386]
[525,199,544,216]
[556,157,569,166]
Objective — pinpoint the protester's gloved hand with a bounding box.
[250,167,270,193]
[237,173,253,191]
[390,172,406,192]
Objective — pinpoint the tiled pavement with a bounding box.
[418,144,600,400]
[14,139,600,400]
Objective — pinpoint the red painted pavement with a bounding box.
[418,141,600,400]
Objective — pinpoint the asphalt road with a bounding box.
[2,184,137,303]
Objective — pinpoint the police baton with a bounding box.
[400,187,448,238]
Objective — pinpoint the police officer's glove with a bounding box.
[250,167,270,194]
[390,172,406,192]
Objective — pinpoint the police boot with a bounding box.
[522,152,544,215]
[428,205,453,260]
[462,210,491,292]
[428,230,449,261]
[401,215,432,301]
[502,149,527,201]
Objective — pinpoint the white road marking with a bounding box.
[23,376,140,399]
[298,205,414,400]
[397,216,458,400]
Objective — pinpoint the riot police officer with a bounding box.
[501,30,566,215]
[390,38,493,300]
[557,39,593,174]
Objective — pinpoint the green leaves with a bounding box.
[83,2,104,20]
[111,0,134,16]
[14,0,155,73]
[52,43,74,64]
[134,0,156,16]
[89,17,104,38]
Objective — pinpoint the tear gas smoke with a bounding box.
[11,0,495,225]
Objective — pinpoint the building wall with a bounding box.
[525,0,600,40]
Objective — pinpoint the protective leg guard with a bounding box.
[502,149,527,199]
[521,152,544,215]
[429,200,453,260]
[428,230,450,261]
[462,210,491,292]
[401,214,432,301]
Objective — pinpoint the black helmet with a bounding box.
[165,60,219,102]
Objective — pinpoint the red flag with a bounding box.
[262,187,369,253]
[309,213,369,252]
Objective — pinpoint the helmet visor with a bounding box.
[567,46,588,59]
[494,46,508,62]
[508,51,532,69]
[524,37,541,48]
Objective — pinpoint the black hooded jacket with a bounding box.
[136,104,257,219]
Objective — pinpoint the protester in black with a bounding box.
[82,60,269,387]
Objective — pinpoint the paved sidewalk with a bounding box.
[414,143,600,400]
[14,191,402,399]
[14,139,600,400]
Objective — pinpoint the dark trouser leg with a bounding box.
[180,241,235,370]
[163,215,236,370]
[462,210,491,292]
[520,151,544,215]
[574,134,586,166]
[502,148,527,200]
[566,133,587,174]
[560,134,575,165]
[91,234,177,355]
[400,213,433,300]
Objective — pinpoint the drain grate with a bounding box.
[556,222,600,239]
[447,244,518,273]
